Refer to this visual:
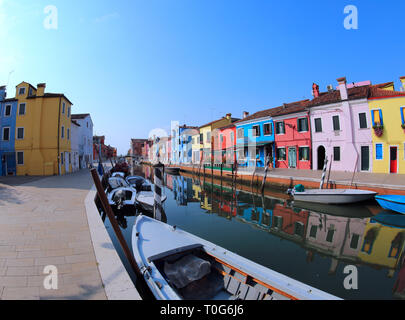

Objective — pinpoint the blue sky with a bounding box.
[1,0,404,154]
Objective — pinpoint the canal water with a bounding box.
[100,165,405,300]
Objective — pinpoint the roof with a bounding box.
[71,113,90,119]
[71,120,80,127]
[27,93,74,105]
[368,86,405,100]
[217,123,237,130]
[199,116,240,129]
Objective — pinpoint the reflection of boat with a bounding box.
[292,189,377,204]
[131,215,340,300]
[370,211,405,229]
[165,167,181,175]
[375,195,405,214]
[292,201,374,218]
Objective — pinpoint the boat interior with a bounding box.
[149,244,292,300]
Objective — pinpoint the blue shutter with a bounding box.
[379,109,383,126]
[401,107,405,125]
[375,144,383,160]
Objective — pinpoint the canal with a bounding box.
[100,165,405,300]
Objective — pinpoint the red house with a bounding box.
[272,100,312,170]
[214,124,237,165]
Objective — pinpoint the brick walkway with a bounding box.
[0,170,107,300]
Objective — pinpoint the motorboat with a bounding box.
[135,180,167,212]
[105,176,137,210]
[290,188,377,205]
[370,210,405,228]
[375,195,405,214]
[131,215,341,300]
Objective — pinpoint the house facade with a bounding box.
[235,111,275,168]
[179,126,199,164]
[14,82,73,176]
[308,77,373,172]
[70,120,80,172]
[214,123,237,165]
[272,100,311,170]
[367,77,405,174]
[71,113,93,169]
[0,86,18,176]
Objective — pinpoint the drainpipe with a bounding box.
[307,109,313,170]
[57,97,61,175]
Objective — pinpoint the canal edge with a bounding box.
[84,185,141,300]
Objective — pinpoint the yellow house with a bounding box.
[199,113,239,164]
[191,132,201,164]
[15,82,73,175]
[368,77,405,174]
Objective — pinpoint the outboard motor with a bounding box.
[112,189,127,210]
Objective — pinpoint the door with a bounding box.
[317,146,326,170]
[288,147,297,168]
[361,146,369,171]
[65,152,69,174]
[390,146,397,173]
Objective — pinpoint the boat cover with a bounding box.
[164,254,211,289]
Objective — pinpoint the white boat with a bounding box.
[131,215,341,300]
[136,180,167,212]
[105,177,137,209]
[292,188,377,204]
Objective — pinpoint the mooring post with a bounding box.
[90,168,141,278]
[153,162,164,221]
[319,156,328,189]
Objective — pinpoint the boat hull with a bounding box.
[375,195,405,214]
[293,189,377,204]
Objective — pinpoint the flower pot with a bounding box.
[374,127,383,137]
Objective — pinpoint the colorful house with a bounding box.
[0,86,18,176]
[307,77,374,172]
[179,126,199,164]
[235,110,275,168]
[271,100,311,169]
[214,123,237,165]
[191,130,201,164]
[199,113,239,165]
[14,82,73,175]
[367,76,405,174]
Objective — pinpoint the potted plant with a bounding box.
[373,124,384,137]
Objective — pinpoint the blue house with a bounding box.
[179,126,198,164]
[235,110,275,168]
[0,86,18,176]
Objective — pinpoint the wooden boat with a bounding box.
[165,167,181,175]
[375,195,405,214]
[292,189,377,204]
[370,210,405,228]
[131,215,341,300]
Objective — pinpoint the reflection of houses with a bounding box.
[305,212,368,273]
[271,203,309,240]
[172,176,199,206]
[358,220,405,273]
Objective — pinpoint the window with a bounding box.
[276,147,286,161]
[372,109,383,126]
[2,127,10,141]
[309,225,317,238]
[252,125,260,137]
[326,227,335,243]
[350,234,360,249]
[206,132,211,143]
[16,152,24,165]
[299,147,310,161]
[237,128,244,139]
[87,122,89,128]
[62,102,66,114]
[61,126,65,138]
[332,115,340,131]
[375,143,383,160]
[230,132,234,145]
[274,216,283,229]
[263,123,272,135]
[297,118,309,132]
[60,153,64,165]
[16,128,24,140]
[4,104,11,117]
[18,103,26,116]
[294,222,304,237]
[199,133,203,143]
[314,118,322,132]
[275,121,285,134]
[333,146,341,161]
[359,113,367,129]
[18,87,25,95]
[67,128,70,140]
[67,107,71,118]
[69,153,71,164]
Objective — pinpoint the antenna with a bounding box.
[7,70,14,87]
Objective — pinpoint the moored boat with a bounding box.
[135,180,167,212]
[375,195,405,214]
[131,215,341,300]
[370,210,405,228]
[291,189,377,205]
[165,167,181,175]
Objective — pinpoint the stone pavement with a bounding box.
[0,170,107,300]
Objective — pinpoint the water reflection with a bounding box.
[105,165,405,299]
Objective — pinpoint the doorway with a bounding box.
[361,146,370,171]
[390,146,398,173]
[288,147,297,168]
[317,146,326,170]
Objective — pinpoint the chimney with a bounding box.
[226,113,231,120]
[242,111,249,119]
[312,83,320,98]
[37,83,46,96]
[400,76,405,92]
[337,77,348,100]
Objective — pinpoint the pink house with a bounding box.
[307,77,373,172]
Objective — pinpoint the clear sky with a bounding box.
[1,0,404,154]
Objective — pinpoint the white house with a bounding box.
[70,120,80,172]
[71,113,94,169]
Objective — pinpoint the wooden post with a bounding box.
[153,162,164,221]
[261,155,270,194]
[326,155,333,189]
[319,156,328,189]
[90,168,142,278]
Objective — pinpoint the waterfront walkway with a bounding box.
[0,170,139,300]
